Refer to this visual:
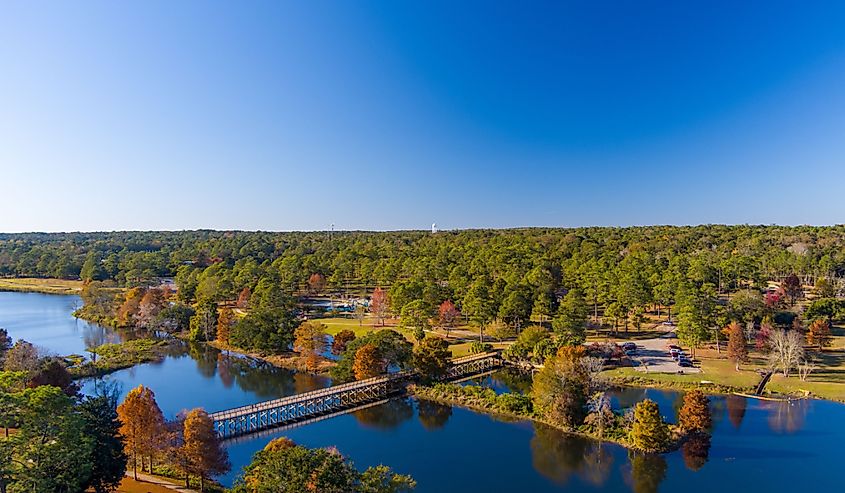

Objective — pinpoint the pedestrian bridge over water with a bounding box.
[209,352,503,439]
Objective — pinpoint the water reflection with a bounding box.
[764,399,809,434]
[681,434,711,471]
[417,400,452,430]
[725,394,747,429]
[530,423,612,487]
[352,398,415,430]
[626,452,667,493]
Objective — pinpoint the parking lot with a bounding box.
[627,327,701,374]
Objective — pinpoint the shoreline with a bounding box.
[409,383,686,454]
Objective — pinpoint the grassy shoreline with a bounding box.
[0,277,83,294]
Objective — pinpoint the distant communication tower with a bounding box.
[431,222,437,234]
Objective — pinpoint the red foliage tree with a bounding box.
[370,287,388,326]
[437,300,461,338]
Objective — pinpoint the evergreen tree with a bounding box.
[630,399,669,452]
[412,336,451,383]
[677,389,711,434]
[79,396,128,493]
[552,288,589,345]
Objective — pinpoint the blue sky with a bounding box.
[2,1,845,232]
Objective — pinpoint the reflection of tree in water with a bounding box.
[681,434,711,471]
[726,394,747,429]
[217,353,234,388]
[530,423,605,486]
[581,442,614,486]
[625,452,667,493]
[352,398,414,430]
[613,387,650,409]
[417,399,452,430]
[765,399,808,434]
[489,368,534,395]
[188,342,218,378]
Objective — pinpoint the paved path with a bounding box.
[125,472,199,493]
[627,326,701,374]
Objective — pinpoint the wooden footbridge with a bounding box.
[210,351,503,439]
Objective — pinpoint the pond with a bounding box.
[1,290,842,492]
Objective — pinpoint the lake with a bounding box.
[1,290,841,491]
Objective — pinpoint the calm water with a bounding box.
[1,291,842,492]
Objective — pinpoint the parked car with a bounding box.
[668,344,681,350]
[622,342,637,351]
[670,348,680,358]
[679,359,694,368]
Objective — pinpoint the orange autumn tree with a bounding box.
[678,389,712,434]
[181,408,230,492]
[217,307,235,346]
[725,322,748,371]
[117,385,166,480]
[293,321,327,371]
[807,318,833,351]
[353,343,384,380]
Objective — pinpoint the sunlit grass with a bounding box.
[0,277,83,294]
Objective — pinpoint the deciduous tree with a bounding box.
[293,321,327,371]
[767,329,804,377]
[371,287,388,326]
[726,322,748,371]
[117,385,166,480]
[437,300,461,338]
[807,318,833,351]
[332,329,357,355]
[412,336,450,383]
[677,389,711,433]
[181,408,230,492]
[216,307,235,346]
[353,344,385,380]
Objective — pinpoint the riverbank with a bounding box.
[204,339,336,373]
[410,382,686,454]
[0,277,83,294]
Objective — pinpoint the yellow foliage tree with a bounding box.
[217,307,235,346]
[293,321,327,371]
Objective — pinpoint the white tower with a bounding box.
[431,222,437,234]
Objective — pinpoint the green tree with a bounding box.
[629,399,669,453]
[399,300,431,342]
[10,386,94,493]
[532,346,589,428]
[78,396,128,493]
[359,464,417,493]
[552,288,589,345]
[676,283,718,358]
[189,299,218,342]
[412,336,451,383]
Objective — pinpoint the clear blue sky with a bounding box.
[2,1,845,232]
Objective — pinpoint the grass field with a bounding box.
[0,277,83,294]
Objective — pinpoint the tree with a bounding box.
[117,385,166,480]
[725,322,748,371]
[464,278,495,341]
[308,273,326,294]
[359,464,417,493]
[530,292,553,327]
[532,346,590,428]
[293,321,327,371]
[217,307,235,346]
[236,286,251,309]
[552,288,589,345]
[487,319,516,340]
[412,336,450,383]
[814,277,837,298]
[332,329,357,355]
[29,358,79,396]
[767,329,804,377]
[116,287,145,327]
[676,283,718,358]
[371,287,389,326]
[503,325,550,362]
[498,289,530,329]
[2,340,38,373]
[0,328,11,360]
[353,344,385,380]
[189,299,218,342]
[138,287,168,329]
[437,300,461,338]
[629,399,669,453]
[354,304,368,326]
[78,396,128,493]
[677,390,711,433]
[807,318,833,351]
[782,274,803,306]
[399,300,431,342]
[181,409,230,491]
[9,386,94,493]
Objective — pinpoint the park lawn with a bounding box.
[115,476,188,493]
[0,277,83,294]
[449,341,509,358]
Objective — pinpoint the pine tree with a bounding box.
[630,399,669,452]
[412,336,451,383]
[678,389,711,433]
[182,409,230,492]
